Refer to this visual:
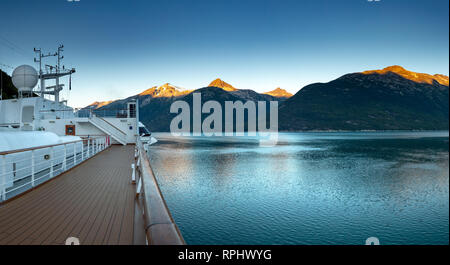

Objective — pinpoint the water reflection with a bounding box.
[148,132,449,245]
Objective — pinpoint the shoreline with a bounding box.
[150,130,450,134]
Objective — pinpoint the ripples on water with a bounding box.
[147,132,449,245]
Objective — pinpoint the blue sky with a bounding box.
[0,0,448,107]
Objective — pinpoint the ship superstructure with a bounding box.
[0,46,139,145]
[0,47,183,245]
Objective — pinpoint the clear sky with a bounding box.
[0,0,448,108]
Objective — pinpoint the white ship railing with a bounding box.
[75,108,129,118]
[0,135,111,203]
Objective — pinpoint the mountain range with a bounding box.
[84,66,448,132]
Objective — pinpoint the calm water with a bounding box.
[148,132,449,245]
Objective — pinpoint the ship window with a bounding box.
[128,103,136,118]
[139,127,151,136]
[65,125,76,136]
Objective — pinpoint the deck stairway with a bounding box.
[89,116,127,145]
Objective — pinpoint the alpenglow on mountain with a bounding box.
[362,65,449,86]
[208,78,239,91]
[263,88,293,98]
[84,79,292,111]
[139,83,193,98]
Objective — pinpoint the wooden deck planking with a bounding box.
[80,167,124,244]
[0,175,90,243]
[5,162,104,244]
[44,162,118,245]
[0,145,137,245]
[98,168,130,244]
[30,164,110,245]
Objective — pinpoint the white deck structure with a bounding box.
[0,96,138,145]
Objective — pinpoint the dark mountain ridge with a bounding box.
[279,70,449,131]
[0,70,18,100]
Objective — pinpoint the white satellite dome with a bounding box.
[12,65,38,92]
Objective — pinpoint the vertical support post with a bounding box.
[131,163,136,184]
[81,140,84,161]
[73,142,77,166]
[136,98,140,138]
[1,155,6,201]
[63,144,67,170]
[87,139,90,157]
[31,150,35,187]
[50,147,54,178]
[136,177,142,196]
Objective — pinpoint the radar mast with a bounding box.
[34,45,75,104]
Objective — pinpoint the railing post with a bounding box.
[87,139,91,158]
[81,141,84,161]
[31,150,35,187]
[131,163,136,184]
[136,177,142,196]
[1,155,6,201]
[74,142,77,166]
[63,144,67,171]
[50,147,54,178]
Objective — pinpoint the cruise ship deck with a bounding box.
[0,145,143,245]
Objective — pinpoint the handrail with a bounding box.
[136,138,185,245]
[92,116,127,136]
[89,116,127,145]
[0,136,106,156]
